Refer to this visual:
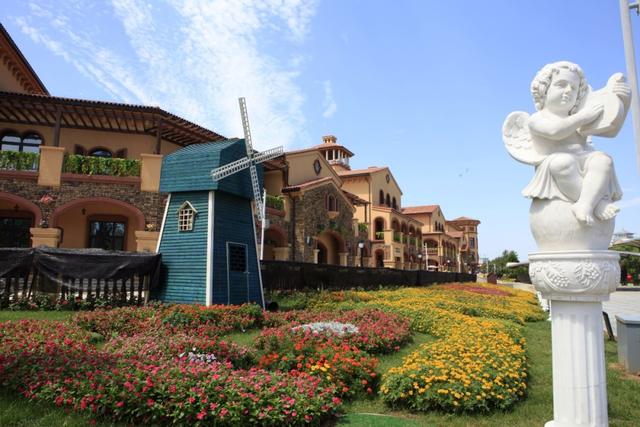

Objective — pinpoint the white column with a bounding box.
[529,250,619,427]
[548,301,608,427]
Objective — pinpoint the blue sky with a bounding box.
[4,0,640,260]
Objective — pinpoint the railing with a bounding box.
[62,154,141,177]
[409,237,417,246]
[260,260,476,293]
[0,151,39,171]
[427,248,438,255]
[374,231,384,240]
[393,231,402,243]
[0,247,160,308]
[265,194,284,210]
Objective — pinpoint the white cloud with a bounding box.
[322,80,337,119]
[12,0,319,149]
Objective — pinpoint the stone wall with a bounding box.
[292,183,358,264]
[0,176,163,228]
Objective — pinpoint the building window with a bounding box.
[1,131,43,153]
[89,148,113,158]
[228,243,247,272]
[178,201,197,231]
[326,194,337,211]
[392,197,397,210]
[89,220,126,251]
[385,193,390,207]
[470,237,476,249]
[379,190,384,205]
[0,215,33,247]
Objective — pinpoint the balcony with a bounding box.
[0,151,39,171]
[328,157,349,167]
[265,194,284,210]
[0,147,161,192]
[62,154,141,177]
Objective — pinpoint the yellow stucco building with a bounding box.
[0,24,479,271]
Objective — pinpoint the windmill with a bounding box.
[154,97,284,307]
[211,98,284,255]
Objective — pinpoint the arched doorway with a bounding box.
[51,197,144,251]
[0,192,41,248]
[375,249,385,268]
[316,230,345,265]
[317,241,328,264]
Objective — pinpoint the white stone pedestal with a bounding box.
[529,250,620,427]
[547,301,607,427]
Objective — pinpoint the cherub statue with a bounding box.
[503,61,630,226]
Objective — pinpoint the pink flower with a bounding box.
[116,401,124,408]
[197,410,207,420]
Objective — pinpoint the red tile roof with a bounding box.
[402,205,439,214]
[281,176,333,192]
[337,166,387,177]
[450,216,480,223]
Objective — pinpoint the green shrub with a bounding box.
[0,151,39,171]
[62,154,140,176]
[265,194,284,210]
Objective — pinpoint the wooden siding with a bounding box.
[212,191,263,306]
[153,191,209,304]
[159,139,263,200]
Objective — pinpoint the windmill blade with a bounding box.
[252,146,284,164]
[239,97,254,157]
[211,157,252,181]
[249,164,264,222]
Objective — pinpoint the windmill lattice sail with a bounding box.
[210,97,283,222]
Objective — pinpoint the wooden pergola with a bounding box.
[0,91,225,152]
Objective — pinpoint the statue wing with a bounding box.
[502,111,545,165]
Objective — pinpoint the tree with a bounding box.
[488,250,520,278]
[611,242,640,284]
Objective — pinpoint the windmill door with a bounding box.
[227,242,249,304]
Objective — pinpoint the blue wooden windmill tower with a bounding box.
[153,98,283,307]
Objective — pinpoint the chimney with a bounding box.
[322,135,337,144]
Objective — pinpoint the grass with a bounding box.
[339,322,640,427]
[0,310,75,321]
[2,311,640,426]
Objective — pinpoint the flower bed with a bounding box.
[0,319,341,425]
[255,308,410,398]
[286,283,543,413]
[264,308,412,354]
[0,283,544,421]
[74,303,263,338]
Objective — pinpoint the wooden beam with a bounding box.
[155,118,162,154]
[52,107,62,147]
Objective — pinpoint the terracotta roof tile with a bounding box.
[281,176,333,192]
[337,166,387,177]
[402,205,439,214]
[450,216,480,223]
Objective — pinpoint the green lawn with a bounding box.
[0,310,75,321]
[2,311,640,426]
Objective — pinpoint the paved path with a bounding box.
[498,281,640,336]
[603,291,640,336]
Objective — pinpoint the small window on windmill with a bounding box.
[177,201,197,232]
[228,243,247,272]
